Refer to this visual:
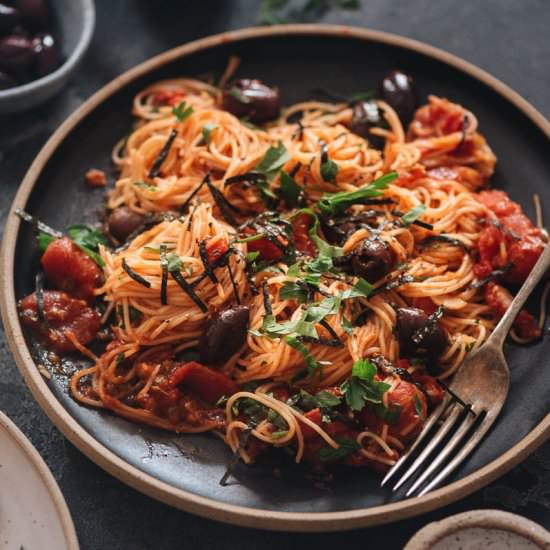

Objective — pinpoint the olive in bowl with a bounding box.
[0,0,95,114]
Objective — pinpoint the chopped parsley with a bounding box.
[172,101,194,122]
[341,358,390,411]
[318,436,360,462]
[400,204,427,226]
[201,123,218,145]
[317,171,397,216]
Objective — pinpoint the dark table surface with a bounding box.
[1,1,549,548]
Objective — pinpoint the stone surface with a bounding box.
[0,1,549,548]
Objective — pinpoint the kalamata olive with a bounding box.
[221,78,280,123]
[349,100,387,149]
[0,70,16,89]
[32,32,60,76]
[0,34,34,68]
[351,239,393,281]
[199,305,250,366]
[377,70,417,125]
[396,306,447,358]
[0,3,19,33]
[15,0,48,30]
[107,207,144,242]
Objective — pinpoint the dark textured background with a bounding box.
[1,1,549,548]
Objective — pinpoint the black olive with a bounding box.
[32,32,60,76]
[0,70,16,89]
[15,0,48,30]
[351,239,393,281]
[0,34,34,68]
[377,70,417,126]
[396,307,447,358]
[349,100,387,149]
[0,3,19,33]
[199,305,250,366]
[221,79,280,123]
[107,207,144,242]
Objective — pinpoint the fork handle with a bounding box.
[488,242,550,348]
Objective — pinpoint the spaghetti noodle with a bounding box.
[17,66,547,477]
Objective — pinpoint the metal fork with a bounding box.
[382,242,550,497]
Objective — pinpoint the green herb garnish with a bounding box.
[318,436,361,462]
[400,204,427,226]
[317,171,397,217]
[172,101,194,122]
[341,358,390,411]
[201,123,218,145]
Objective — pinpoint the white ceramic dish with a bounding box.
[405,509,550,549]
[0,411,79,550]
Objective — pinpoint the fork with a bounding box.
[381,242,550,497]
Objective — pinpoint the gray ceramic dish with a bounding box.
[0,0,95,114]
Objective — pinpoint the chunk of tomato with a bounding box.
[167,361,239,404]
[19,290,100,354]
[41,237,102,302]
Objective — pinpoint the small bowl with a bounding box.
[405,509,550,549]
[0,0,95,114]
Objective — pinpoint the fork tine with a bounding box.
[417,411,490,496]
[391,403,462,492]
[405,409,478,496]
[381,396,451,488]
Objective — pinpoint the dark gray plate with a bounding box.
[4,26,550,528]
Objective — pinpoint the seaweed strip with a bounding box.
[122,258,151,288]
[148,129,177,179]
[170,270,207,312]
[160,244,168,305]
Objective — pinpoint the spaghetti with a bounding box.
[17,66,546,477]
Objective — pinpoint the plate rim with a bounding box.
[0,411,80,549]
[1,24,549,532]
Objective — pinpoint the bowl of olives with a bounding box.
[0,0,95,114]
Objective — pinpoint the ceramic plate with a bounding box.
[1,25,549,531]
[0,411,78,549]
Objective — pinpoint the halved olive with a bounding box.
[0,34,34,68]
[221,78,280,123]
[395,306,447,358]
[107,207,144,242]
[377,70,417,125]
[32,32,60,76]
[349,100,387,149]
[199,305,250,366]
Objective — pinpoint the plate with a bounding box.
[0,411,79,549]
[1,25,549,531]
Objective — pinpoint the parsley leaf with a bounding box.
[285,335,320,376]
[65,224,109,267]
[320,157,338,183]
[172,101,194,122]
[401,204,427,226]
[280,281,310,303]
[279,170,303,208]
[255,142,290,179]
[317,171,397,217]
[318,436,360,462]
[134,181,157,192]
[297,389,341,410]
[37,232,55,252]
[246,251,260,262]
[414,394,423,416]
[166,252,183,272]
[262,314,319,339]
[229,87,252,104]
[201,123,218,145]
[341,358,391,411]
[340,316,354,335]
